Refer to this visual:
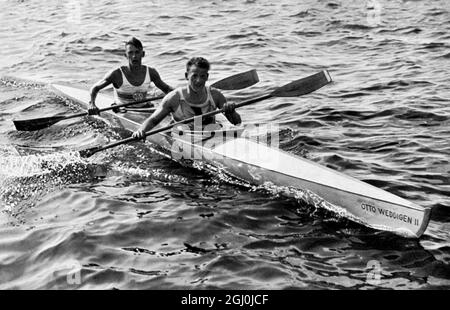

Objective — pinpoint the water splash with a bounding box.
[0,76,46,90]
[0,150,101,222]
[0,150,86,178]
[110,162,190,184]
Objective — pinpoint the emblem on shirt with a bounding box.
[133,92,146,101]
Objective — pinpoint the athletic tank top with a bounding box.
[113,66,154,107]
[171,86,217,126]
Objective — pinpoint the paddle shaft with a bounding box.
[58,94,164,121]
[123,108,156,113]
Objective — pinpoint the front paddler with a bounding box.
[132,57,241,140]
[88,37,173,115]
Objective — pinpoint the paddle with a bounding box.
[79,70,332,158]
[13,69,259,132]
[123,107,156,113]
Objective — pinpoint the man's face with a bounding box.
[125,44,144,66]
[186,65,209,92]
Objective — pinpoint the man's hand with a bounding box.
[111,103,125,113]
[222,102,241,125]
[222,102,236,114]
[88,102,100,115]
[132,129,146,141]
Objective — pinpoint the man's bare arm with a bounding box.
[132,91,177,140]
[149,68,174,94]
[88,69,118,114]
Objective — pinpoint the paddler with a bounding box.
[88,37,173,115]
[132,57,241,140]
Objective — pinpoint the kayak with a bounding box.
[51,84,431,238]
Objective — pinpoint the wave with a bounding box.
[256,13,273,18]
[424,9,448,17]
[326,3,340,9]
[157,50,187,56]
[332,91,371,98]
[361,80,434,91]
[430,204,450,223]
[280,134,323,150]
[438,52,450,59]
[225,31,265,40]
[420,42,447,49]
[290,10,310,18]
[328,20,374,31]
[145,32,172,37]
[292,31,322,37]
[219,10,242,14]
[394,109,448,122]
[99,48,123,57]
[377,27,422,34]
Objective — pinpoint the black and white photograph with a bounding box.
[0,0,449,294]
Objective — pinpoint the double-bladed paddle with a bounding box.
[79,70,332,158]
[13,69,259,132]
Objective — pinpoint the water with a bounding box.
[0,0,449,289]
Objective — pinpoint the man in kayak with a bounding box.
[88,37,173,115]
[132,57,241,140]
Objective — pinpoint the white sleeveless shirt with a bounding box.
[113,66,154,107]
[171,87,217,125]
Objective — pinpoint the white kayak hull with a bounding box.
[51,84,431,238]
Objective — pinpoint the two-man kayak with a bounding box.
[50,83,431,238]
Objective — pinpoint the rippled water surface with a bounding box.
[0,0,449,289]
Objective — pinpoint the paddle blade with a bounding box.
[211,69,259,90]
[272,70,332,97]
[13,116,66,131]
[79,147,99,158]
